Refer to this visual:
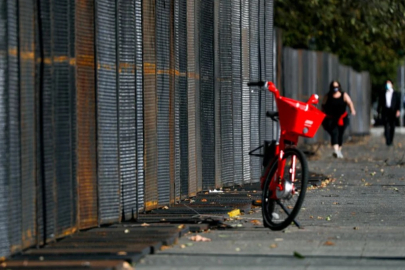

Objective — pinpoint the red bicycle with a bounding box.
[248,81,325,230]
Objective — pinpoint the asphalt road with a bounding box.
[136,131,405,270]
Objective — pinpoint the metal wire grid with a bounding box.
[53,0,76,237]
[241,0,251,185]
[19,0,37,248]
[232,0,243,186]
[173,0,181,201]
[96,0,120,225]
[187,0,198,196]
[0,0,10,257]
[249,1,261,184]
[68,0,77,229]
[156,0,171,206]
[213,0,221,189]
[194,0,203,192]
[75,0,98,229]
[178,0,190,199]
[117,0,137,221]
[200,0,216,190]
[143,0,158,211]
[218,0,234,187]
[39,0,55,242]
[135,0,144,213]
[264,0,275,143]
[7,0,22,253]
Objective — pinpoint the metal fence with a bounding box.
[0,0,276,258]
[0,0,372,259]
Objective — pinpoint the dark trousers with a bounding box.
[322,117,348,146]
[383,114,396,146]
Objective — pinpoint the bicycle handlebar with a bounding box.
[247,81,266,87]
[247,81,280,98]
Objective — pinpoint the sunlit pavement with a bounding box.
[136,129,405,270]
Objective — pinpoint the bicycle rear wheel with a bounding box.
[262,148,308,231]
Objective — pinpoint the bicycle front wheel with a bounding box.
[262,148,308,231]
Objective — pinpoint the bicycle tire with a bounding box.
[262,148,308,231]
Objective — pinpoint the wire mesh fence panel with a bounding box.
[34,2,44,246]
[117,0,137,221]
[68,0,77,228]
[264,0,275,144]
[218,0,233,187]
[231,0,243,186]
[213,0,221,188]
[187,0,197,197]
[38,0,55,243]
[302,50,319,143]
[0,0,10,258]
[7,0,22,253]
[135,0,144,213]
[194,0,202,192]
[19,0,37,248]
[175,0,191,199]
[173,0,181,201]
[241,0,251,184]
[249,1,261,184]
[143,0,158,211]
[96,0,120,225]
[200,0,216,190]
[53,0,76,237]
[75,0,98,229]
[156,0,171,206]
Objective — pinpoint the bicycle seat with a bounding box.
[266,111,279,121]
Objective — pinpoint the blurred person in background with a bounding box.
[322,80,356,158]
[378,79,401,146]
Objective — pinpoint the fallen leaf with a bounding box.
[326,216,331,221]
[317,216,323,220]
[394,188,399,191]
[141,223,150,227]
[323,241,335,246]
[353,227,359,230]
[275,238,284,241]
[293,251,305,259]
[186,243,193,247]
[116,261,134,270]
[117,251,127,256]
[201,198,207,202]
[332,202,339,205]
[160,245,171,251]
[250,219,262,225]
[309,215,314,219]
[162,206,169,210]
[180,244,186,249]
[370,172,376,176]
[270,244,278,248]
[235,247,241,252]
[124,229,130,233]
[189,234,211,242]
[287,205,293,209]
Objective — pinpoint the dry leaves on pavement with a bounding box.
[188,234,211,242]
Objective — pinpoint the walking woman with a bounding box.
[322,80,356,158]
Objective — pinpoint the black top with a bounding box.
[378,89,401,117]
[324,92,347,119]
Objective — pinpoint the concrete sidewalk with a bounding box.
[136,131,405,270]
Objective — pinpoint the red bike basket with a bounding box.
[276,97,325,138]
